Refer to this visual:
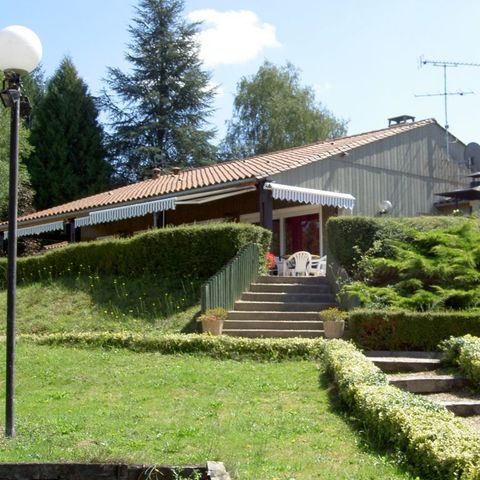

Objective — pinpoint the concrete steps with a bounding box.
[249,283,331,294]
[227,311,319,321]
[240,291,335,303]
[365,351,442,372]
[224,275,334,338]
[223,328,324,338]
[425,392,480,416]
[388,373,468,393]
[368,351,480,417]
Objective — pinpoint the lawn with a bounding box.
[0,342,414,479]
[0,274,201,334]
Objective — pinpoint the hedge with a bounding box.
[323,340,480,480]
[326,215,474,275]
[27,332,326,361]
[349,309,480,351]
[441,335,480,386]
[0,223,272,288]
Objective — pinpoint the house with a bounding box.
[0,117,473,257]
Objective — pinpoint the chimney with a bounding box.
[388,115,415,127]
[171,167,181,175]
[151,168,161,179]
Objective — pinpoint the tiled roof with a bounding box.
[6,118,436,226]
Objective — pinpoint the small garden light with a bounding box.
[0,24,42,438]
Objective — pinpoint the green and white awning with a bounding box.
[74,197,177,228]
[264,182,355,210]
[3,220,65,240]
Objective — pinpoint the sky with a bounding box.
[4,0,480,147]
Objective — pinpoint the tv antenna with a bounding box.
[416,56,480,159]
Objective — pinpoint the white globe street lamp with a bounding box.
[0,24,42,438]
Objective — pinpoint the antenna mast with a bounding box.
[417,56,479,159]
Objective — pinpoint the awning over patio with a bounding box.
[3,220,65,240]
[264,182,355,210]
[74,197,177,228]
[435,186,480,201]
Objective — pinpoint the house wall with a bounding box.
[270,123,471,217]
[82,190,261,240]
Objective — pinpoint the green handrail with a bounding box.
[201,243,261,312]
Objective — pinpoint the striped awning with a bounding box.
[264,182,355,210]
[3,220,65,240]
[74,197,176,228]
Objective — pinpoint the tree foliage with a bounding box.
[102,0,217,183]
[221,61,347,159]
[27,57,110,210]
[341,221,480,311]
[0,72,35,221]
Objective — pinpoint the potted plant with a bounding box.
[198,307,228,335]
[319,307,347,339]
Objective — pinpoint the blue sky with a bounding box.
[4,1,480,146]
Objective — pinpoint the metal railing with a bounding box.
[201,243,261,312]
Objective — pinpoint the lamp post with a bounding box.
[0,25,42,437]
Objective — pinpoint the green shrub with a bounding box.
[349,309,480,351]
[336,219,480,311]
[327,215,474,277]
[440,335,480,386]
[326,216,380,273]
[27,332,326,361]
[323,340,480,480]
[0,223,271,288]
[318,307,347,323]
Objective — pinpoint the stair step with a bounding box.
[250,283,331,294]
[234,301,336,312]
[222,328,324,338]
[228,310,320,321]
[423,391,480,417]
[257,275,328,285]
[223,319,324,330]
[388,373,468,393]
[365,351,443,373]
[241,292,335,303]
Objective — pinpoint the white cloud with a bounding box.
[188,9,281,67]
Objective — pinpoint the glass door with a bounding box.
[285,213,320,255]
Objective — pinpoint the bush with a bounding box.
[326,215,473,277]
[440,335,480,386]
[349,309,480,351]
[326,216,380,273]
[0,223,272,288]
[335,219,480,311]
[323,340,480,480]
[27,332,326,361]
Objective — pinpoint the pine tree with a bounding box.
[221,61,347,159]
[0,72,35,221]
[103,0,217,183]
[27,57,110,210]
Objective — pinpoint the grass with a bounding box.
[0,342,415,480]
[0,274,201,334]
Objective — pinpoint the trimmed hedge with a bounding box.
[441,335,480,386]
[0,223,271,288]
[27,332,326,361]
[323,339,480,480]
[326,215,473,275]
[349,309,480,351]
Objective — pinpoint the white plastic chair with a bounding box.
[309,255,327,276]
[285,251,312,276]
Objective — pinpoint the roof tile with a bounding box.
[8,119,436,226]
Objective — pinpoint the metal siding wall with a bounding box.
[271,124,470,217]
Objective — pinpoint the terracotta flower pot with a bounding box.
[201,318,224,335]
[323,320,345,339]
